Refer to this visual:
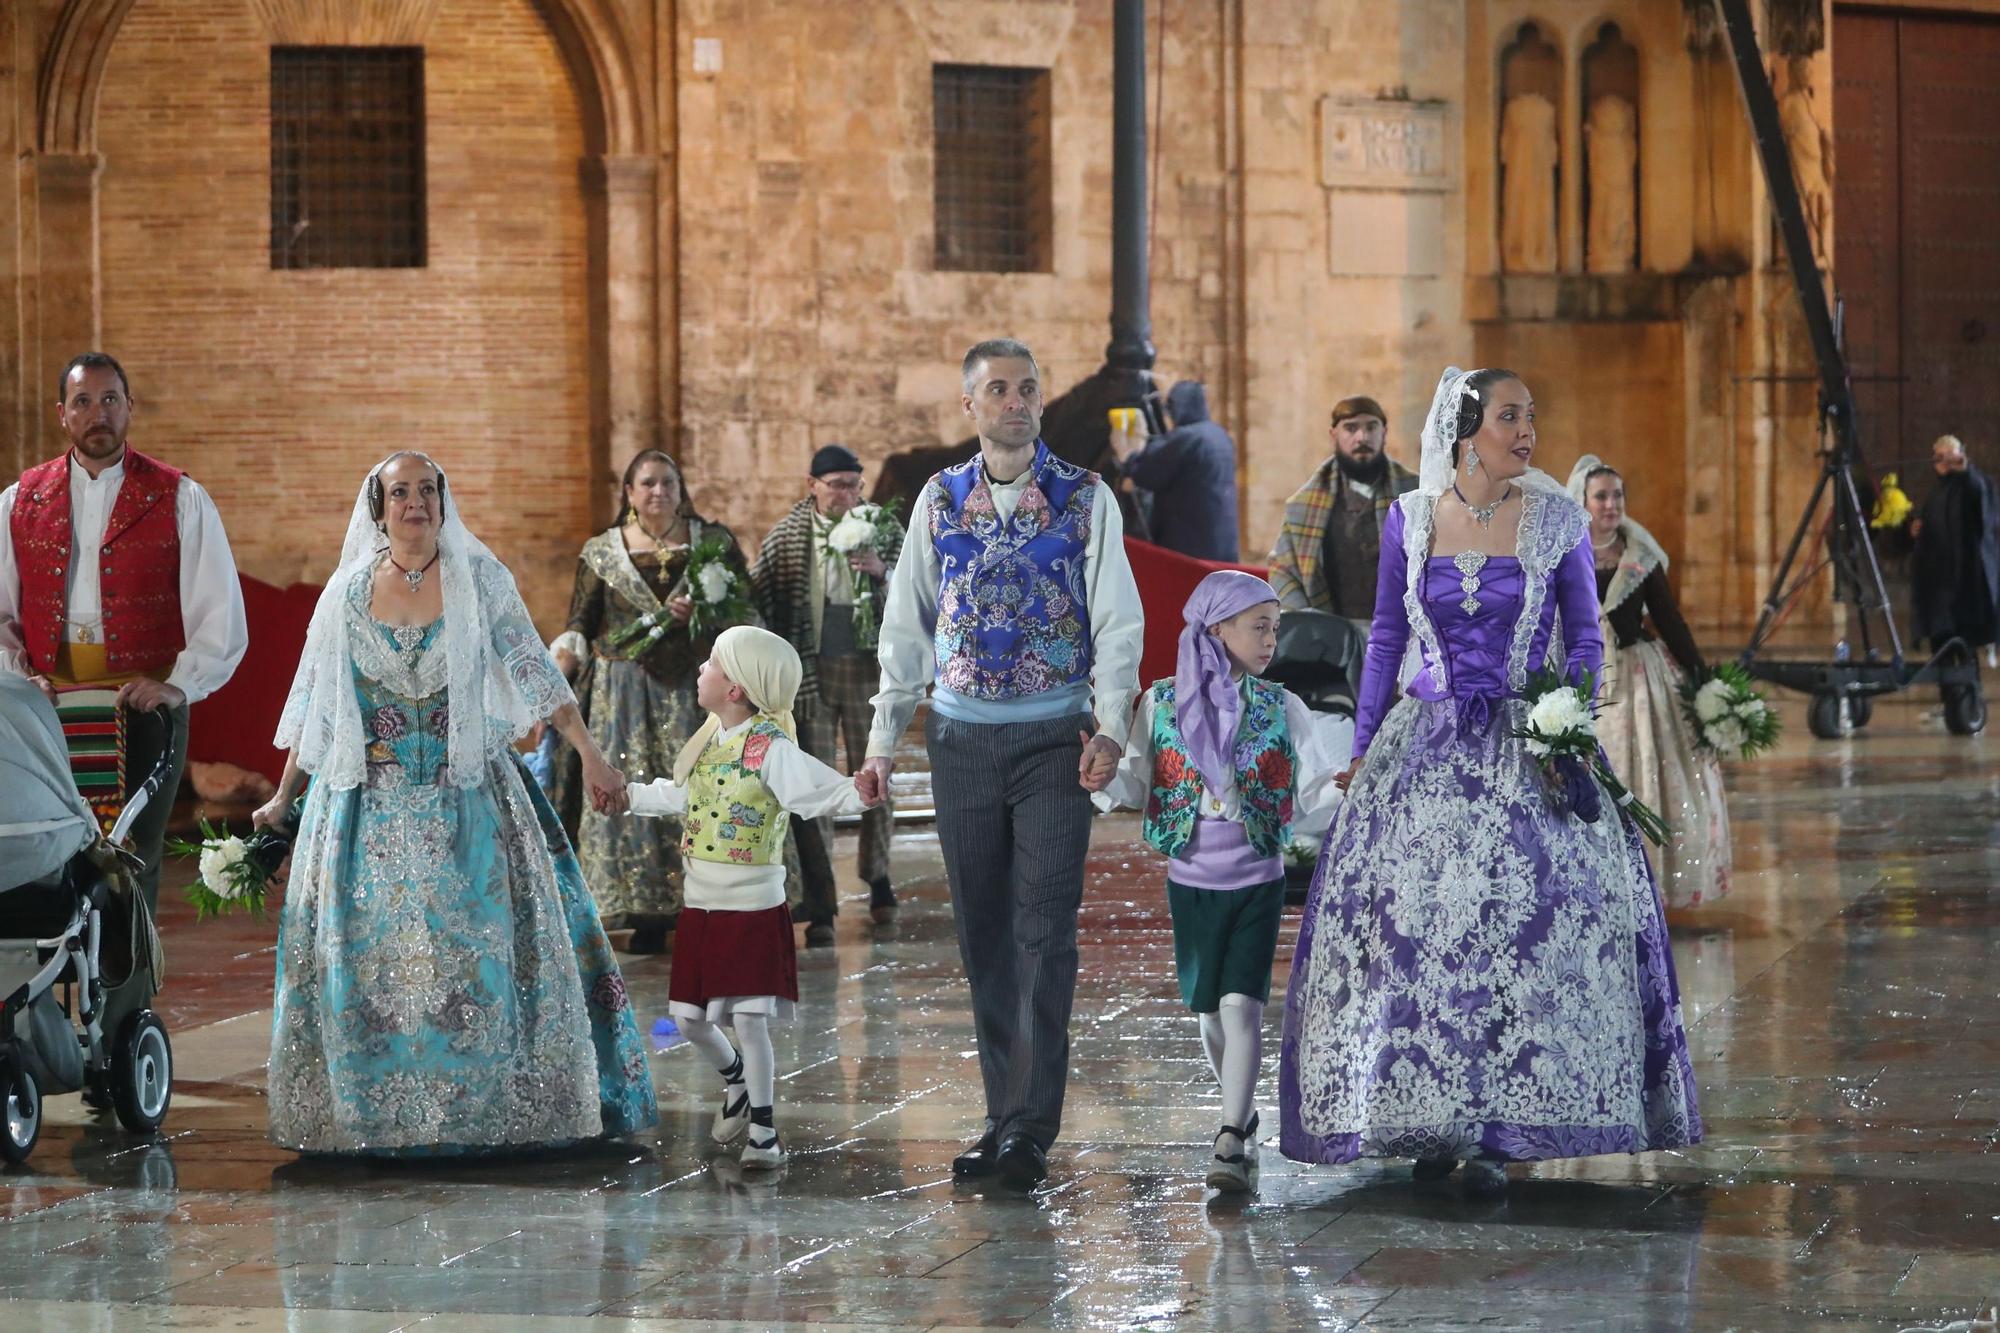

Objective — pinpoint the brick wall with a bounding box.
[94,0,591,630]
[670,1,1240,555]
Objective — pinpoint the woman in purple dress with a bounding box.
[1278,368,1701,1194]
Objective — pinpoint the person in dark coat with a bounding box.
[1911,434,2000,654]
[1113,380,1240,561]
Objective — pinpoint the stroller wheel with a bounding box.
[112,1010,172,1135]
[2,1057,41,1163]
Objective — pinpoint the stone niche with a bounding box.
[1319,96,1452,277]
[1497,19,1562,274]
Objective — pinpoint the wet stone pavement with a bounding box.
[5,688,2000,1331]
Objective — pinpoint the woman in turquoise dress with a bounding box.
[256,452,657,1155]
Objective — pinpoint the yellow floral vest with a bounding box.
[681,719,788,867]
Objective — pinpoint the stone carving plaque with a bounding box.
[1319,98,1451,192]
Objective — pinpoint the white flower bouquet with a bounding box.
[166,815,290,919]
[1511,667,1671,846]
[1680,664,1781,759]
[822,499,904,652]
[609,535,753,648]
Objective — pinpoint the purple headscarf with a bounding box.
[1175,570,1282,794]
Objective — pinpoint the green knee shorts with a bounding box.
[1166,876,1286,1012]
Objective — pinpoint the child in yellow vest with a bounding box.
[1093,572,1346,1191]
[626,625,874,1168]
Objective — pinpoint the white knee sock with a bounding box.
[678,1015,743,1085]
[733,1012,777,1112]
[1216,993,1263,1133]
[1198,1010,1226,1084]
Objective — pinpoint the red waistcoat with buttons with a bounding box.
[10,447,186,676]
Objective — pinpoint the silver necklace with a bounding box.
[386,549,439,591]
[1452,483,1512,528]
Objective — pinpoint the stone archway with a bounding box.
[31,0,662,512]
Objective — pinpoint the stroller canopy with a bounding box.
[0,672,98,892]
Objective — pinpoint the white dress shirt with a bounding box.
[0,454,248,703]
[866,470,1145,757]
[627,718,867,911]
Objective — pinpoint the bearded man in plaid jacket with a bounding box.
[750,444,905,941]
[1266,395,1418,635]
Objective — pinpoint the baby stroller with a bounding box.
[0,672,172,1163]
[1263,610,1363,903]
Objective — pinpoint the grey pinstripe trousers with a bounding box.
[926,708,1095,1150]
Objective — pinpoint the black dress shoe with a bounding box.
[868,878,898,925]
[996,1132,1048,1189]
[951,1129,1001,1178]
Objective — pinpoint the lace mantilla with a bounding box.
[1506,490,1588,691]
[1399,491,1449,693]
[277,461,577,790]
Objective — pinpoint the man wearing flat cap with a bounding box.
[750,444,905,941]
[1267,395,1418,637]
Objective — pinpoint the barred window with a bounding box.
[271,47,426,270]
[933,64,1052,273]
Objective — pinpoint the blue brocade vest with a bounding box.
[1141,677,1297,860]
[928,442,1096,702]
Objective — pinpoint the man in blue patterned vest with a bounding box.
[859,339,1144,1188]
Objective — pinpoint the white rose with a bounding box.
[1708,718,1747,752]
[1734,697,1768,724]
[1527,687,1593,743]
[1693,680,1730,723]
[696,563,734,604]
[199,837,250,898]
[826,512,876,554]
[197,843,230,892]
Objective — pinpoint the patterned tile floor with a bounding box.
[5,684,2000,1331]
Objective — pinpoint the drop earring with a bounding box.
[1464,449,1481,477]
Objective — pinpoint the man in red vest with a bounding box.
[1,353,248,911]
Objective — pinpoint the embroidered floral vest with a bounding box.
[928,442,1096,702]
[1141,677,1297,860]
[681,719,789,867]
[10,448,185,676]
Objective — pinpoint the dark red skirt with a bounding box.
[668,904,800,1007]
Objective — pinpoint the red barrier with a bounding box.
[191,544,1264,779]
[187,575,320,783]
[1124,537,1268,691]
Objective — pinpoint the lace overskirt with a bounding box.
[1599,639,1732,909]
[1279,694,1702,1164]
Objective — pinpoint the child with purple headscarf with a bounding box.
[1095,570,1347,1191]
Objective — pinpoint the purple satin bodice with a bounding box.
[1351,499,1605,755]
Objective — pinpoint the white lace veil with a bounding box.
[275,454,576,790]
[1416,365,1570,500]
[1567,453,1669,600]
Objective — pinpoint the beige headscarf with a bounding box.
[672,625,803,782]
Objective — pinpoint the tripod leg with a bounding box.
[1745,463,1834,661]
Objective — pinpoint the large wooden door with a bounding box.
[1835,9,2000,478]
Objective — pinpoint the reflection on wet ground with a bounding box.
[4,689,1999,1331]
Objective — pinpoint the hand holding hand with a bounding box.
[668,595,694,624]
[856,756,893,805]
[117,678,186,712]
[583,756,628,814]
[1077,732,1120,792]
